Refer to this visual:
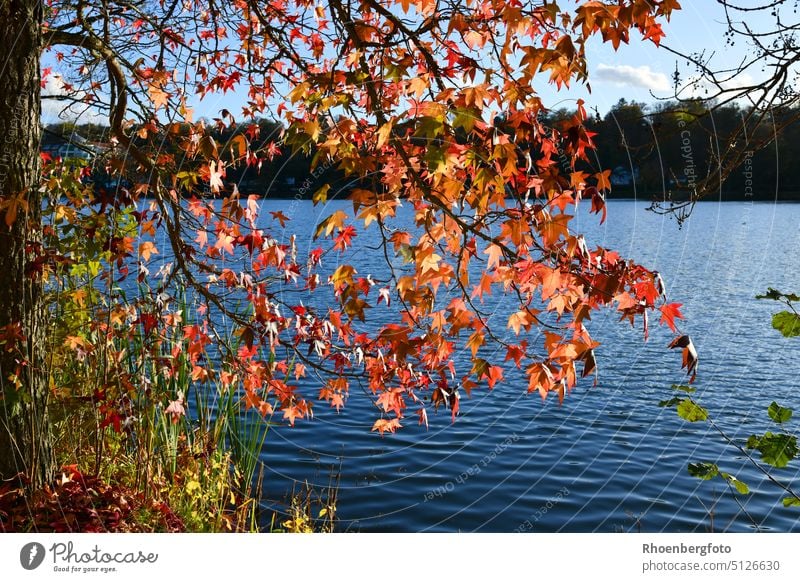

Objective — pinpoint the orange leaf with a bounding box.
[508,310,532,335]
[0,191,29,228]
[613,292,638,311]
[372,418,402,436]
[149,84,170,110]
[270,210,290,227]
[484,244,504,270]
[138,241,158,262]
[595,169,612,192]
[466,330,485,357]
[214,233,235,256]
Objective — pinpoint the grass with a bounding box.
[39,258,268,531]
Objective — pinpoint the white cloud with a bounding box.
[594,64,671,93]
[41,74,107,124]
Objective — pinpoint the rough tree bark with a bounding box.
[0,0,53,488]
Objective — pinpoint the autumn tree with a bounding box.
[1,0,693,488]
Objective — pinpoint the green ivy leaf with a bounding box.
[688,462,718,480]
[658,396,683,408]
[772,311,800,338]
[768,401,793,424]
[671,384,696,394]
[677,399,708,422]
[782,497,800,507]
[746,432,798,468]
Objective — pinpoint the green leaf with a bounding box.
[424,146,447,175]
[677,399,708,422]
[688,462,718,480]
[658,396,683,408]
[730,478,750,495]
[756,288,784,301]
[690,464,750,494]
[756,288,800,302]
[768,401,793,424]
[452,108,477,133]
[397,244,414,263]
[746,432,798,468]
[720,473,750,495]
[782,496,800,507]
[671,384,696,394]
[772,311,800,338]
[414,115,444,139]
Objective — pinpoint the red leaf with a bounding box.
[668,335,698,383]
[659,302,684,332]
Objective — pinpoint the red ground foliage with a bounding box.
[0,467,184,532]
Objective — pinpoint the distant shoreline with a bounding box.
[114,185,800,202]
[242,191,800,202]
[603,187,800,202]
[605,195,800,203]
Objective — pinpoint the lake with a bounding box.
[213,197,800,532]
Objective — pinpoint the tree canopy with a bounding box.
[2,0,697,498]
[4,0,800,538]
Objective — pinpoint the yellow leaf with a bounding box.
[407,76,429,99]
[376,120,394,148]
[287,82,310,104]
[466,330,485,357]
[313,184,330,205]
[331,264,356,289]
[418,249,442,275]
[300,120,320,142]
[325,210,348,237]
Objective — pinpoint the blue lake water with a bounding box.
[202,198,800,532]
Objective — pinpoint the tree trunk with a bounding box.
[0,0,53,488]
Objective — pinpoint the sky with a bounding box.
[535,1,774,114]
[42,1,777,125]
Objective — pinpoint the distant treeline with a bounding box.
[44,98,800,201]
[567,99,797,201]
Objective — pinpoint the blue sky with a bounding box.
[536,1,773,113]
[43,2,772,125]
